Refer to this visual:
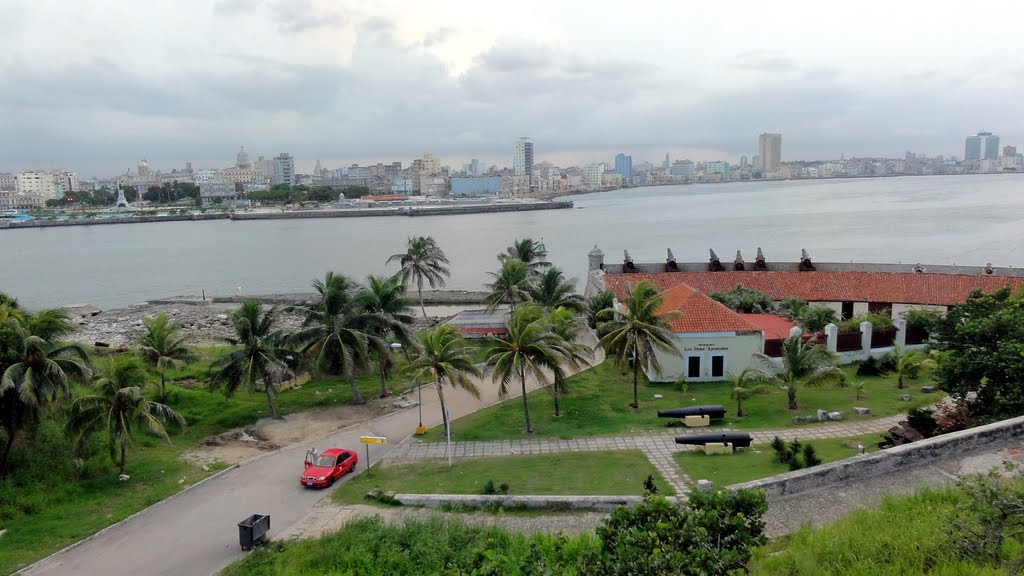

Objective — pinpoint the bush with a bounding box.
[596,490,768,576]
[801,307,838,332]
[907,407,938,438]
[802,444,822,467]
[778,298,810,320]
[480,480,509,495]
[710,285,776,314]
[904,308,943,331]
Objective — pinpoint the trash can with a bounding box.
[238,514,271,551]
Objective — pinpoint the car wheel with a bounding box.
[328,476,335,487]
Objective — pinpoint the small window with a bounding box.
[711,355,725,378]
[841,302,854,320]
[687,356,702,379]
[337,453,349,463]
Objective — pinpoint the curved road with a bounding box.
[19,351,589,576]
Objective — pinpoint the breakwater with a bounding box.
[0,200,573,230]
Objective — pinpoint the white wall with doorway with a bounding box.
[646,332,763,383]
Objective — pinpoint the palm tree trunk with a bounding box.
[630,345,640,409]
[898,372,904,389]
[265,385,280,418]
[737,397,744,418]
[349,374,365,405]
[119,440,127,476]
[520,367,533,433]
[160,367,167,402]
[417,277,427,321]
[552,374,562,417]
[378,356,390,398]
[787,385,798,410]
[0,431,16,479]
[436,383,449,438]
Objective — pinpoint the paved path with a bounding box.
[19,333,604,576]
[384,416,905,493]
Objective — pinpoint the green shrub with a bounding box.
[907,407,938,438]
[800,307,838,332]
[802,444,822,467]
[710,285,776,314]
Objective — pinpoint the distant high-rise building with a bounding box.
[757,133,782,172]
[236,146,252,169]
[614,153,633,183]
[740,155,749,169]
[965,132,1000,162]
[514,137,534,189]
[662,153,670,170]
[1003,145,1017,158]
[272,153,296,186]
[470,158,482,176]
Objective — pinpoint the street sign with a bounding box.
[360,436,387,444]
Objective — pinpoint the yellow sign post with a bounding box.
[359,436,386,473]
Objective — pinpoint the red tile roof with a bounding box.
[622,283,761,334]
[604,271,1024,307]
[738,314,797,340]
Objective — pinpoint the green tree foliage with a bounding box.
[498,238,550,275]
[752,335,844,410]
[598,280,680,409]
[387,236,451,320]
[210,301,299,418]
[586,290,616,329]
[886,344,937,390]
[66,356,185,476]
[710,285,776,314]
[141,182,200,204]
[546,308,594,417]
[354,275,417,398]
[727,368,772,417]
[595,491,768,576]
[931,287,1024,417]
[527,267,585,313]
[290,273,387,405]
[484,258,532,313]
[405,325,482,439]
[484,305,566,433]
[137,313,197,402]
[778,298,810,319]
[339,185,370,199]
[801,306,838,332]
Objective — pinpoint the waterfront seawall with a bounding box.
[0,200,573,230]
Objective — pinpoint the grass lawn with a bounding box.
[332,450,672,504]
[0,347,416,575]
[424,361,945,442]
[675,433,884,487]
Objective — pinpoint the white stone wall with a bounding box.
[647,332,763,383]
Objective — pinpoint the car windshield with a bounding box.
[312,455,336,467]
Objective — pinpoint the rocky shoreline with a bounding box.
[63,290,489,348]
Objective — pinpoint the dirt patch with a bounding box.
[182,397,406,467]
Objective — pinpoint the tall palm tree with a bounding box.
[888,344,938,389]
[210,301,298,418]
[752,335,845,410]
[67,356,185,476]
[586,290,616,329]
[485,258,532,313]
[727,368,772,417]
[405,325,482,440]
[0,309,91,476]
[354,274,417,398]
[291,273,388,405]
[138,313,197,402]
[527,267,586,313]
[485,305,565,433]
[597,281,680,409]
[547,307,594,417]
[387,236,451,321]
[499,238,550,275]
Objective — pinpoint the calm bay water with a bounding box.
[3,174,1024,310]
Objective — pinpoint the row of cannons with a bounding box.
[621,248,816,273]
[659,406,752,455]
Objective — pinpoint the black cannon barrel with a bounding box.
[657,405,727,420]
[675,432,752,448]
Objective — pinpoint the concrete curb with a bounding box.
[393,493,680,511]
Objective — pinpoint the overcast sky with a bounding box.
[2,0,1023,177]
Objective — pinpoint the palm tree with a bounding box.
[752,335,845,410]
[0,309,91,476]
[210,301,298,418]
[387,236,451,320]
[67,356,185,476]
[485,258,532,313]
[138,313,197,402]
[291,273,392,405]
[405,325,482,440]
[547,307,594,417]
[727,368,772,417]
[888,344,938,389]
[354,274,417,398]
[498,238,550,275]
[597,281,680,409]
[485,305,565,433]
[586,290,616,329]
[527,267,585,313]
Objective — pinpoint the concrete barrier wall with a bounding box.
[728,414,1024,499]
[393,493,680,511]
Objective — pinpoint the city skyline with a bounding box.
[2,1,1023,174]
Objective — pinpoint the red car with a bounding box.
[300,448,358,488]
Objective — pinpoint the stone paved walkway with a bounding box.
[383,415,906,494]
